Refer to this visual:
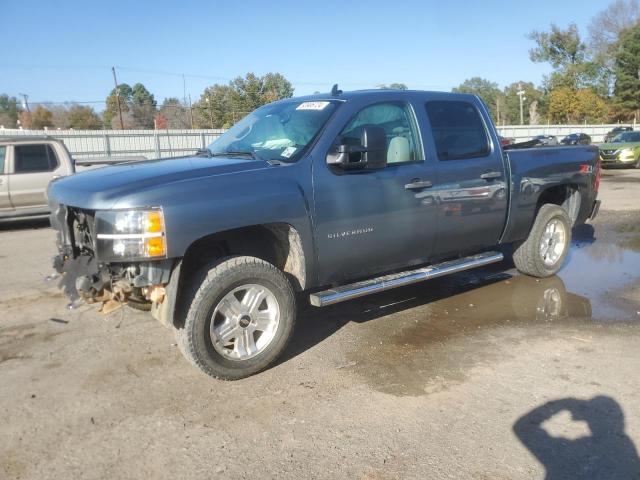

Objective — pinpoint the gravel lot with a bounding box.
[1,168,640,480]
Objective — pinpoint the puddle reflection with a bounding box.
[334,225,640,396]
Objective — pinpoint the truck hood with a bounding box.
[48,155,267,209]
[599,142,640,150]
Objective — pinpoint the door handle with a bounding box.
[405,179,433,190]
[480,171,502,180]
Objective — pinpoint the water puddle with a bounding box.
[338,219,640,396]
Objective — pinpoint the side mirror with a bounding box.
[327,126,387,170]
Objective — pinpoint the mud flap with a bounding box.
[151,260,181,327]
[589,200,601,220]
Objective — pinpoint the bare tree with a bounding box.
[588,0,640,60]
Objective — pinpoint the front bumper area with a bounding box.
[599,152,637,166]
[50,202,174,311]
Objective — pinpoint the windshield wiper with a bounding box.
[211,150,263,161]
[195,147,213,157]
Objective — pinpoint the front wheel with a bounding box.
[175,256,296,380]
[513,204,572,278]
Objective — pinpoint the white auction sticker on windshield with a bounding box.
[281,146,297,158]
[296,101,330,111]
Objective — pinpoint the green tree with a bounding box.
[68,105,102,129]
[195,72,295,129]
[262,73,294,102]
[196,84,235,129]
[613,24,640,119]
[0,94,21,128]
[130,83,157,128]
[103,83,156,129]
[452,77,503,121]
[528,23,604,92]
[104,83,132,129]
[230,73,267,115]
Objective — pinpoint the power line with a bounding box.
[2,63,450,90]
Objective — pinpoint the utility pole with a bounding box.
[111,66,124,129]
[517,83,526,126]
[182,74,187,105]
[19,93,30,113]
[205,96,214,129]
[188,94,194,129]
[496,97,501,125]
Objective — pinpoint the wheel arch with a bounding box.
[536,184,582,226]
[157,223,308,329]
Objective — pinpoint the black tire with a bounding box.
[513,204,572,278]
[175,256,296,380]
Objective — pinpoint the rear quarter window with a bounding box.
[14,144,59,173]
[0,146,5,174]
[425,101,490,161]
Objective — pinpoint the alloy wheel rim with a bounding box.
[539,218,566,267]
[210,284,280,361]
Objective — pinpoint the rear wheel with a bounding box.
[513,204,572,278]
[175,256,296,380]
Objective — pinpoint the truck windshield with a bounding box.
[208,100,339,162]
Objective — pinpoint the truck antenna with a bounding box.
[331,84,342,96]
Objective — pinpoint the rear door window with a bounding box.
[425,101,490,161]
[0,146,5,174]
[14,144,59,173]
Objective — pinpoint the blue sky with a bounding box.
[2,0,610,109]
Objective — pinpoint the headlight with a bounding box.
[95,208,167,261]
[620,148,634,158]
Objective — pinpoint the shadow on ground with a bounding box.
[0,218,50,232]
[514,396,640,479]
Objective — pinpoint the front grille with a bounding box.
[51,204,96,259]
[68,207,96,256]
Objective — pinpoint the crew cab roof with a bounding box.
[274,89,481,104]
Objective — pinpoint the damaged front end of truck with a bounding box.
[50,201,174,316]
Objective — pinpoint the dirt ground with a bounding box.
[2,169,640,480]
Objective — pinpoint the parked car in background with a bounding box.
[0,138,76,221]
[598,130,640,168]
[532,135,558,146]
[0,137,147,221]
[604,126,633,143]
[560,133,591,146]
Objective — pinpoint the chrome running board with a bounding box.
[309,251,504,307]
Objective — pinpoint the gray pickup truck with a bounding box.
[48,89,601,379]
